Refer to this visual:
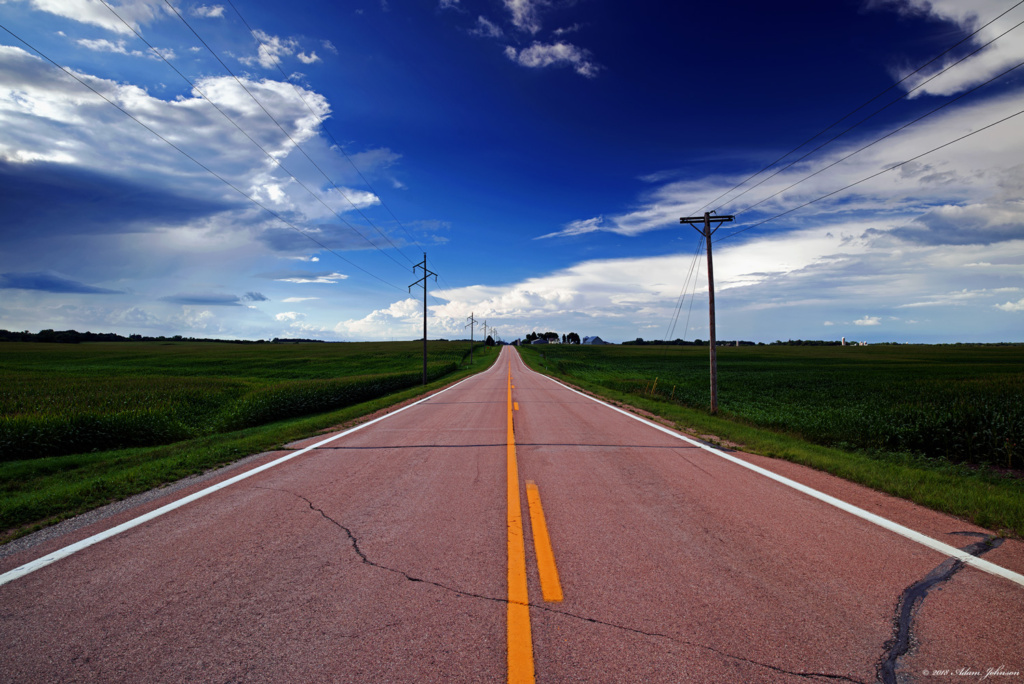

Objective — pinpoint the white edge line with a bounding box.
[0,372,483,588]
[535,371,1024,589]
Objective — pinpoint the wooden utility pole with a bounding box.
[465,312,476,364]
[409,253,437,385]
[679,211,734,414]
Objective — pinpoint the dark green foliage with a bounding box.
[521,343,1024,469]
[0,341,473,461]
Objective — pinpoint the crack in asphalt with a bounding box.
[264,486,866,683]
[878,534,1005,684]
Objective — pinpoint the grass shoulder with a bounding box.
[516,346,1024,538]
[0,344,500,545]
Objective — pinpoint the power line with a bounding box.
[728,54,1024,221]
[0,23,407,293]
[159,0,412,272]
[95,0,414,278]
[729,21,1024,218]
[664,235,704,340]
[222,0,464,301]
[695,0,1024,217]
[717,103,1024,242]
[225,0,425,257]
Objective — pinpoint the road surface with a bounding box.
[1,347,1022,682]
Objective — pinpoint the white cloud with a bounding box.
[558,90,1024,240]
[537,216,604,239]
[854,315,881,326]
[471,16,504,38]
[275,272,348,284]
[876,0,1024,97]
[76,38,174,61]
[297,51,320,65]
[504,41,599,77]
[282,296,319,302]
[439,0,460,8]
[76,38,141,57]
[20,0,169,35]
[504,0,545,34]
[240,30,299,69]
[995,297,1024,312]
[275,311,306,321]
[192,5,225,18]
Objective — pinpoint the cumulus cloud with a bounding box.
[504,0,545,34]
[995,297,1024,311]
[16,0,169,35]
[240,30,299,69]
[297,51,320,65]
[192,4,225,18]
[275,311,306,321]
[504,41,599,77]
[854,315,881,326]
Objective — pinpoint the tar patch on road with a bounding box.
[878,534,1005,684]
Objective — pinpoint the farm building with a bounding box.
[582,336,609,345]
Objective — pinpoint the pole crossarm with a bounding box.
[409,253,438,385]
[680,213,734,238]
[678,212,733,415]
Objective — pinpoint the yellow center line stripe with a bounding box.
[514,401,519,411]
[525,481,563,602]
[507,362,535,684]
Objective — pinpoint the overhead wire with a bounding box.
[0,22,407,293]
[717,103,1024,242]
[222,0,460,309]
[697,0,1024,217]
[159,0,412,273]
[95,0,416,280]
[666,0,1024,339]
[727,20,1024,219]
[664,235,705,340]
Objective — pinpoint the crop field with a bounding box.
[0,340,493,539]
[0,340,477,461]
[522,343,1024,470]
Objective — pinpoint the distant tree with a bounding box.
[561,334,567,344]
[486,335,495,346]
[526,331,539,342]
[567,332,581,344]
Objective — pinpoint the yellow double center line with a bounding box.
[506,360,563,683]
[506,364,533,683]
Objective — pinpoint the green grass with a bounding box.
[0,341,499,542]
[0,340,474,460]
[517,343,1024,537]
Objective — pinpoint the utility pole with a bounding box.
[679,211,734,414]
[409,253,437,385]
[465,312,476,364]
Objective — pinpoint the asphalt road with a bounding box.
[1,346,1022,683]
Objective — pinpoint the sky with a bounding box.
[1,0,1022,344]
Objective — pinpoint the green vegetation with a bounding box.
[0,340,497,541]
[517,343,1024,536]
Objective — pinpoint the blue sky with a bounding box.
[1,0,1022,343]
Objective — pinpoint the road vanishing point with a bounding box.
[2,347,1022,682]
